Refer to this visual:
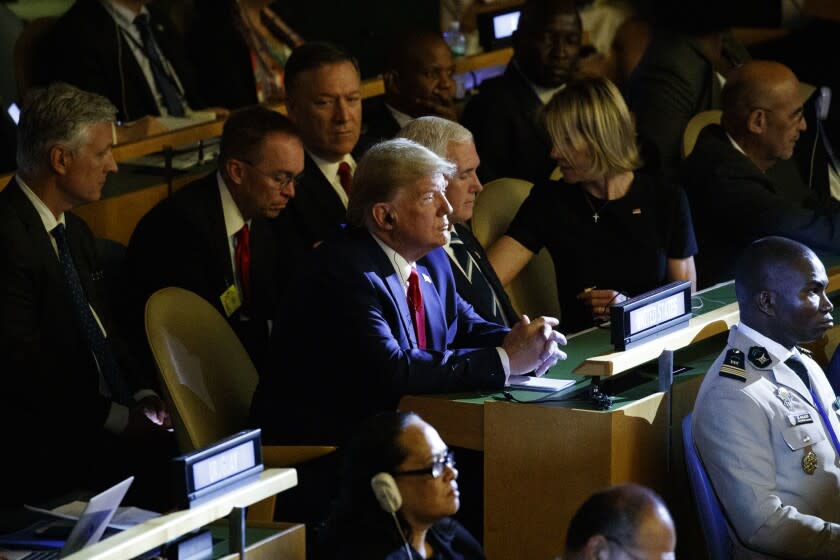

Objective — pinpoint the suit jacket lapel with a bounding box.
[416,261,445,349]
[201,176,236,289]
[363,232,416,347]
[7,180,65,289]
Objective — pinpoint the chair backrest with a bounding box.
[472,177,561,319]
[145,287,258,452]
[682,413,732,560]
[682,110,722,159]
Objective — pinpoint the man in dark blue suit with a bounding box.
[251,139,566,446]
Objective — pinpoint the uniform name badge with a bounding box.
[802,445,818,475]
[220,284,242,317]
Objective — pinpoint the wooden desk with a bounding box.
[400,282,739,559]
[64,468,297,560]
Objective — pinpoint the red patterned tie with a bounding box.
[337,161,353,195]
[407,267,426,350]
[235,224,251,308]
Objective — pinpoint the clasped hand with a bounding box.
[502,315,567,376]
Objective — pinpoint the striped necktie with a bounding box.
[449,229,505,324]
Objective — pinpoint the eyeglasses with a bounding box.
[750,106,805,122]
[392,450,456,479]
[239,159,303,190]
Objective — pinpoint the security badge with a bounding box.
[719,348,746,382]
[220,284,242,317]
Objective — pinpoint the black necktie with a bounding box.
[786,355,812,391]
[52,224,131,405]
[449,229,505,325]
[133,14,185,117]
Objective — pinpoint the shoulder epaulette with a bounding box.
[719,348,746,382]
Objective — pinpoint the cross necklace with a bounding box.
[583,190,611,223]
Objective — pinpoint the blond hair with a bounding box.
[542,77,640,178]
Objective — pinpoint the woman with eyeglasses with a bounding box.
[317,411,484,560]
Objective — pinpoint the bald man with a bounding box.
[693,236,840,558]
[362,29,457,142]
[564,484,676,560]
[681,60,840,288]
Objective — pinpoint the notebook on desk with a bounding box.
[6,476,133,560]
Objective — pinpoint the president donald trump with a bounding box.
[252,138,566,446]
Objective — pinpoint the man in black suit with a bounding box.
[124,106,304,374]
[682,60,840,288]
[0,83,172,508]
[363,29,457,143]
[39,0,203,123]
[398,116,519,326]
[461,0,582,184]
[272,42,365,296]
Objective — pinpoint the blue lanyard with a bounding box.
[809,389,840,458]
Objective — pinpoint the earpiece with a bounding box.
[816,86,832,122]
[371,472,402,513]
[371,472,412,558]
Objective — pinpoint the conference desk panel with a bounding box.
[401,340,720,559]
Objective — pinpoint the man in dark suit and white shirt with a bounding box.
[682,60,840,287]
[461,0,582,184]
[398,116,519,326]
[0,83,172,508]
[252,138,566,446]
[272,42,365,295]
[124,106,304,373]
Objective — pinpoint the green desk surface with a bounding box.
[103,162,215,198]
[413,277,838,411]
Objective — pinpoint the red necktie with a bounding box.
[235,224,251,308]
[407,268,426,350]
[337,161,353,195]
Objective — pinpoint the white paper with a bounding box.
[507,375,575,392]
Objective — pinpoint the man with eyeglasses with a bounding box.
[124,105,304,373]
[681,60,840,288]
[563,484,676,560]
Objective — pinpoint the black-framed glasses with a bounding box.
[239,159,302,191]
[393,450,456,479]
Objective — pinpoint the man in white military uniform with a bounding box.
[693,236,840,558]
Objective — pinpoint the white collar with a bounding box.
[725,131,748,156]
[16,175,66,233]
[308,150,356,181]
[371,231,414,291]
[217,172,249,237]
[385,103,415,128]
[738,322,799,363]
[100,0,150,29]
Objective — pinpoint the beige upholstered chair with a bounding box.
[681,110,722,159]
[145,287,334,521]
[472,177,562,320]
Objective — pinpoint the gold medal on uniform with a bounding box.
[802,445,818,475]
